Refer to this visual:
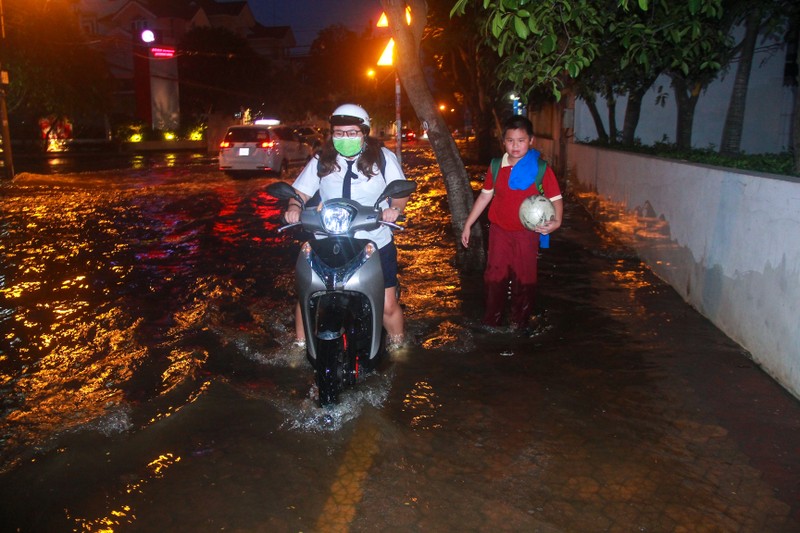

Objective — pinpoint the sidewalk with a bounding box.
[365,195,800,532]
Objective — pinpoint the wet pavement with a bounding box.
[0,143,799,532]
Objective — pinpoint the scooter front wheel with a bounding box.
[315,337,345,406]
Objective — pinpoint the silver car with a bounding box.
[219,124,311,176]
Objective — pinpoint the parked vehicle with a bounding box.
[267,179,417,406]
[293,125,325,150]
[400,128,416,141]
[219,124,310,176]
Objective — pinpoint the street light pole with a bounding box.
[0,0,15,179]
[394,71,401,164]
[377,9,412,166]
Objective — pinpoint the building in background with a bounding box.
[74,0,295,133]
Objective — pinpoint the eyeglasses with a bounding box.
[332,130,362,139]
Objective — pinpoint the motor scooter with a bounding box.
[267,179,416,406]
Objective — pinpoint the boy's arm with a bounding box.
[461,190,494,247]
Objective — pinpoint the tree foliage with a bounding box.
[304,24,385,120]
[3,0,112,130]
[451,0,607,102]
[178,26,269,118]
[453,0,734,149]
[424,0,506,160]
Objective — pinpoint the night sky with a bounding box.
[246,0,382,54]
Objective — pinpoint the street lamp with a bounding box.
[376,7,411,164]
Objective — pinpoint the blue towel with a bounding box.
[508,149,540,190]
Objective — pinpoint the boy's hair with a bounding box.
[502,115,534,138]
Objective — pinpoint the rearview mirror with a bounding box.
[375,180,416,208]
[266,182,299,202]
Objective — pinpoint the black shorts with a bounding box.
[379,241,398,289]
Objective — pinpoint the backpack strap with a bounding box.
[535,160,547,196]
[490,157,502,183]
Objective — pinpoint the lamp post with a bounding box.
[0,0,14,179]
[376,8,411,164]
[377,37,401,163]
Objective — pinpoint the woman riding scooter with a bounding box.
[283,103,410,351]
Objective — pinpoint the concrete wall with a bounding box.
[564,143,800,399]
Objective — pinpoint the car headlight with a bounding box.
[320,203,357,234]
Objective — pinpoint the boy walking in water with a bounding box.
[461,116,563,330]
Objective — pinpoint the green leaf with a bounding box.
[567,62,580,78]
[514,16,530,39]
[491,14,510,39]
[541,34,556,54]
[449,0,468,18]
[637,0,648,10]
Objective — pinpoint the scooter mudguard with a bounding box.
[295,237,385,363]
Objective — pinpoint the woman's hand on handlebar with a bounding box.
[284,204,302,224]
[381,206,403,224]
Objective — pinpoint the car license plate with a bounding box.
[238,147,250,156]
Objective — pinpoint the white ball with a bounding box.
[519,195,555,230]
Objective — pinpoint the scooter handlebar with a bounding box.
[277,222,301,233]
[380,220,406,231]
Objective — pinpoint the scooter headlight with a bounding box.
[320,204,357,234]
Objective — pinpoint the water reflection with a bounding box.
[1,146,797,532]
[402,380,442,430]
[69,451,182,531]
[1,152,461,470]
[0,169,295,473]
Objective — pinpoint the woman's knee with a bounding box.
[383,288,400,314]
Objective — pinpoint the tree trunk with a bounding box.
[621,86,646,146]
[382,0,484,268]
[720,10,760,156]
[606,93,618,143]
[671,75,700,150]
[582,94,609,143]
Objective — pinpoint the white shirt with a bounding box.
[292,147,405,248]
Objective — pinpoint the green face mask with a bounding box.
[333,137,363,157]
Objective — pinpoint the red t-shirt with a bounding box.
[484,156,562,231]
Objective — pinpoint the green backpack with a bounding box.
[490,157,546,195]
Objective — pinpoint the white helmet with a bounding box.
[330,103,371,132]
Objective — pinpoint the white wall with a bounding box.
[568,143,800,399]
[573,31,794,154]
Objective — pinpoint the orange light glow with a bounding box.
[378,39,395,66]
[376,7,411,27]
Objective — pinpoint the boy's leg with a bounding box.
[483,225,512,327]
[509,231,540,329]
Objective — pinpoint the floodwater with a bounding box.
[1,144,798,532]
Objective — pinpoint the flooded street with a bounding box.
[1,144,799,532]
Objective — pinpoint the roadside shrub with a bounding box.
[585,141,798,177]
